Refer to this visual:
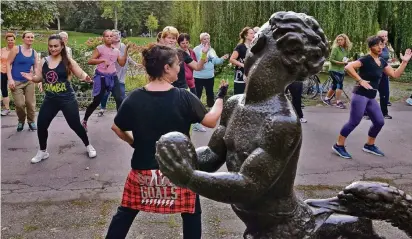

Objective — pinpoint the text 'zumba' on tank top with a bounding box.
[42,57,74,98]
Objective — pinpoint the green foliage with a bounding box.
[169,1,412,58]
[100,0,123,29]
[1,1,58,29]
[145,13,159,37]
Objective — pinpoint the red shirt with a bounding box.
[184,49,197,89]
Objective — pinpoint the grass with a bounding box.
[23,224,39,233]
[1,30,155,52]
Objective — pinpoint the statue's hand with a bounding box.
[155,132,197,187]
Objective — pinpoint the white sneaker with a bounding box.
[406,98,412,106]
[300,118,308,123]
[86,145,97,158]
[31,150,50,164]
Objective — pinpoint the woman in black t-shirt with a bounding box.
[21,34,96,164]
[229,27,255,94]
[332,36,411,159]
[105,44,228,239]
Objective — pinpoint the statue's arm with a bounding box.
[187,121,301,204]
[196,125,227,172]
[195,95,239,172]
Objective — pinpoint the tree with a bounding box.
[145,13,159,37]
[100,0,123,30]
[1,1,57,29]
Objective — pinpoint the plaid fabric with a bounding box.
[121,169,196,214]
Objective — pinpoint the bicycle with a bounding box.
[319,74,351,103]
[302,74,320,99]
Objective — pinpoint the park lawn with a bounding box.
[1,30,155,51]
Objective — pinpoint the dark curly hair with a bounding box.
[261,11,328,77]
[141,43,178,80]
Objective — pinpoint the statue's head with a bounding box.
[245,11,328,82]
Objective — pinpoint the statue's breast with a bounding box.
[224,106,268,164]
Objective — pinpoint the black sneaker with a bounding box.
[362,144,385,157]
[17,122,25,132]
[28,122,37,131]
[332,144,352,159]
[384,115,392,119]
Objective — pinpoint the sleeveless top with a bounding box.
[42,57,74,99]
[1,47,11,73]
[11,46,35,82]
[96,44,120,74]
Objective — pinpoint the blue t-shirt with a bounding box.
[380,46,390,62]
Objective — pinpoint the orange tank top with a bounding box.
[1,48,10,73]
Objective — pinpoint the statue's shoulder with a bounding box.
[225,94,242,109]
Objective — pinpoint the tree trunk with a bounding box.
[114,6,118,30]
[57,17,61,32]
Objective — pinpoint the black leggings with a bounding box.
[287,81,304,118]
[105,195,202,239]
[1,73,8,97]
[37,97,89,150]
[83,76,123,122]
[195,78,214,107]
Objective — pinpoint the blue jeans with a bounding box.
[329,71,344,90]
[100,83,125,110]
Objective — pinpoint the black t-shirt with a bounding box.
[233,43,247,83]
[114,87,207,170]
[353,55,388,99]
[173,51,193,89]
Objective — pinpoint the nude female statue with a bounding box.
[156,11,412,239]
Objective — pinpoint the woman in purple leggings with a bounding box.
[333,36,411,159]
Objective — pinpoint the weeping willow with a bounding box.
[170,1,412,57]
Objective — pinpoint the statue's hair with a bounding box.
[269,11,328,77]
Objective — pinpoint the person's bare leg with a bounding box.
[326,89,335,98]
[337,134,346,146]
[2,96,10,111]
[366,136,375,146]
[335,89,342,102]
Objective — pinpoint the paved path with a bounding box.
[1,103,412,238]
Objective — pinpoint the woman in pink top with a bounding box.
[82,29,129,131]
[1,33,15,116]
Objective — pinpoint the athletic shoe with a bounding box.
[387,102,392,106]
[332,144,352,159]
[97,109,105,117]
[406,98,412,106]
[31,150,50,164]
[384,115,392,119]
[322,98,332,106]
[28,122,37,131]
[1,109,10,116]
[82,120,88,132]
[363,116,370,120]
[192,123,207,132]
[362,144,385,157]
[86,145,97,158]
[17,122,25,132]
[336,101,346,109]
[300,118,308,123]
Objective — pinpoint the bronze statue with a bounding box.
[155,11,412,239]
